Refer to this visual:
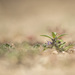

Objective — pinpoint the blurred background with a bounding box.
[0,0,75,42]
[0,1,75,75]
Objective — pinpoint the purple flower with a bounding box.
[47,41,52,45]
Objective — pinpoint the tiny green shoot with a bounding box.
[41,32,74,52]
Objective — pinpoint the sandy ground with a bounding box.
[0,53,75,75]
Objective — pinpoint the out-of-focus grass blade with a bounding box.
[52,32,57,38]
[40,35,52,39]
[59,42,66,48]
[34,44,40,48]
[64,44,74,51]
[57,34,67,38]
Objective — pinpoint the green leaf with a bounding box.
[40,35,52,39]
[57,34,67,38]
[5,43,10,47]
[34,44,40,48]
[42,44,47,47]
[59,42,66,48]
[64,44,74,51]
[52,32,57,38]
[58,40,63,43]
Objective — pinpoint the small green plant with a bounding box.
[41,32,74,52]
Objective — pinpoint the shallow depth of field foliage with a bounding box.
[0,32,74,63]
[0,26,75,75]
[41,32,74,52]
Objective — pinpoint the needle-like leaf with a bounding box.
[57,34,67,38]
[64,44,74,51]
[40,35,52,39]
